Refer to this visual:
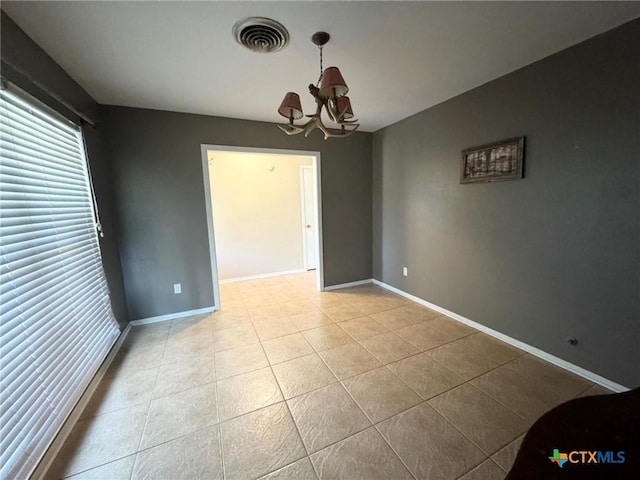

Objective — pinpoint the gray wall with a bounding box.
[102,106,372,320]
[1,12,129,326]
[373,20,640,388]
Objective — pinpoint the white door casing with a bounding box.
[301,165,317,270]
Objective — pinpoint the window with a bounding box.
[0,87,120,479]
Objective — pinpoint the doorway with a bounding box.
[200,145,323,309]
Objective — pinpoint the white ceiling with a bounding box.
[3,1,638,132]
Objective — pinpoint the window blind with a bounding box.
[0,87,120,480]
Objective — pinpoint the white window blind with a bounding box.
[0,87,120,480]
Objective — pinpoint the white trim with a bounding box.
[299,165,319,272]
[201,144,325,293]
[372,279,629,393]
[130,307,216,326]
[220,269,307,284]
[201,145,317,157]
[200,145,221,310]
[324,278,373,291]
[299,166,308,271]
[313,153,324,290]
[35,325,132,480]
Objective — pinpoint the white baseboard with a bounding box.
[324,278,373,291]
[372,279,629,393]
[34,324,132,480]
[130,306,217,326]
[219,269,307,284]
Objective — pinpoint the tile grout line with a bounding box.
[128,325,171,480]
[460,352,596,423]
[59,324,173,480]
[573,382,600,398]
[371,422,418,480]
[311,339,418,479]
[428,391,522,459]
[425,352,534,421]
[379,399,491,480]
[355,329,418,364]
[127,322,220,478]
[340,376,504,474]
[203,321,225,480]
[380,351,463,402]
[59,454,132,480]
[488,456,509,474]
[254,326,316,480]
[214,359,227,480]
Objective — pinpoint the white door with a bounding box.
[301,166,317,270]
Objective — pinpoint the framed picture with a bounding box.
[460,136,524,184]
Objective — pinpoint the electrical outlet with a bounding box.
[402,267,408,277]
[173,283,182,294]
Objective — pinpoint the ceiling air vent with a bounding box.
[233,17,289,53]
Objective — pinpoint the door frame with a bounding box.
[299,165,317,271]
[200,144,324,308]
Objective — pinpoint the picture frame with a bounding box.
[460,136,524,184]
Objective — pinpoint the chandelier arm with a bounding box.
[278,110,321,136]
[303,117,321,137]
[310,112,333,140]
[277,124,304,135]
[278,116,316,135]
[302,102,325,136]
[328,108,360,125]
[321,125,359,139]
[278,86,359,139]
[315,112,360,140]
[309,101,341,140]
[326,100,339,123]
[279,117,359,139]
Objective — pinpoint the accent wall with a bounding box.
[372,20,639,387]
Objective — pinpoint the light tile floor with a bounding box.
[48,272,612,480]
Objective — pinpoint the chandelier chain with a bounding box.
[316,45,324,86]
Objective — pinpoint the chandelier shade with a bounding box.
[278,92,304,121]
[335,96,354,119]
[319,67,348,99]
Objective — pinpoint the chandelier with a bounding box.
[277,32,359,140]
